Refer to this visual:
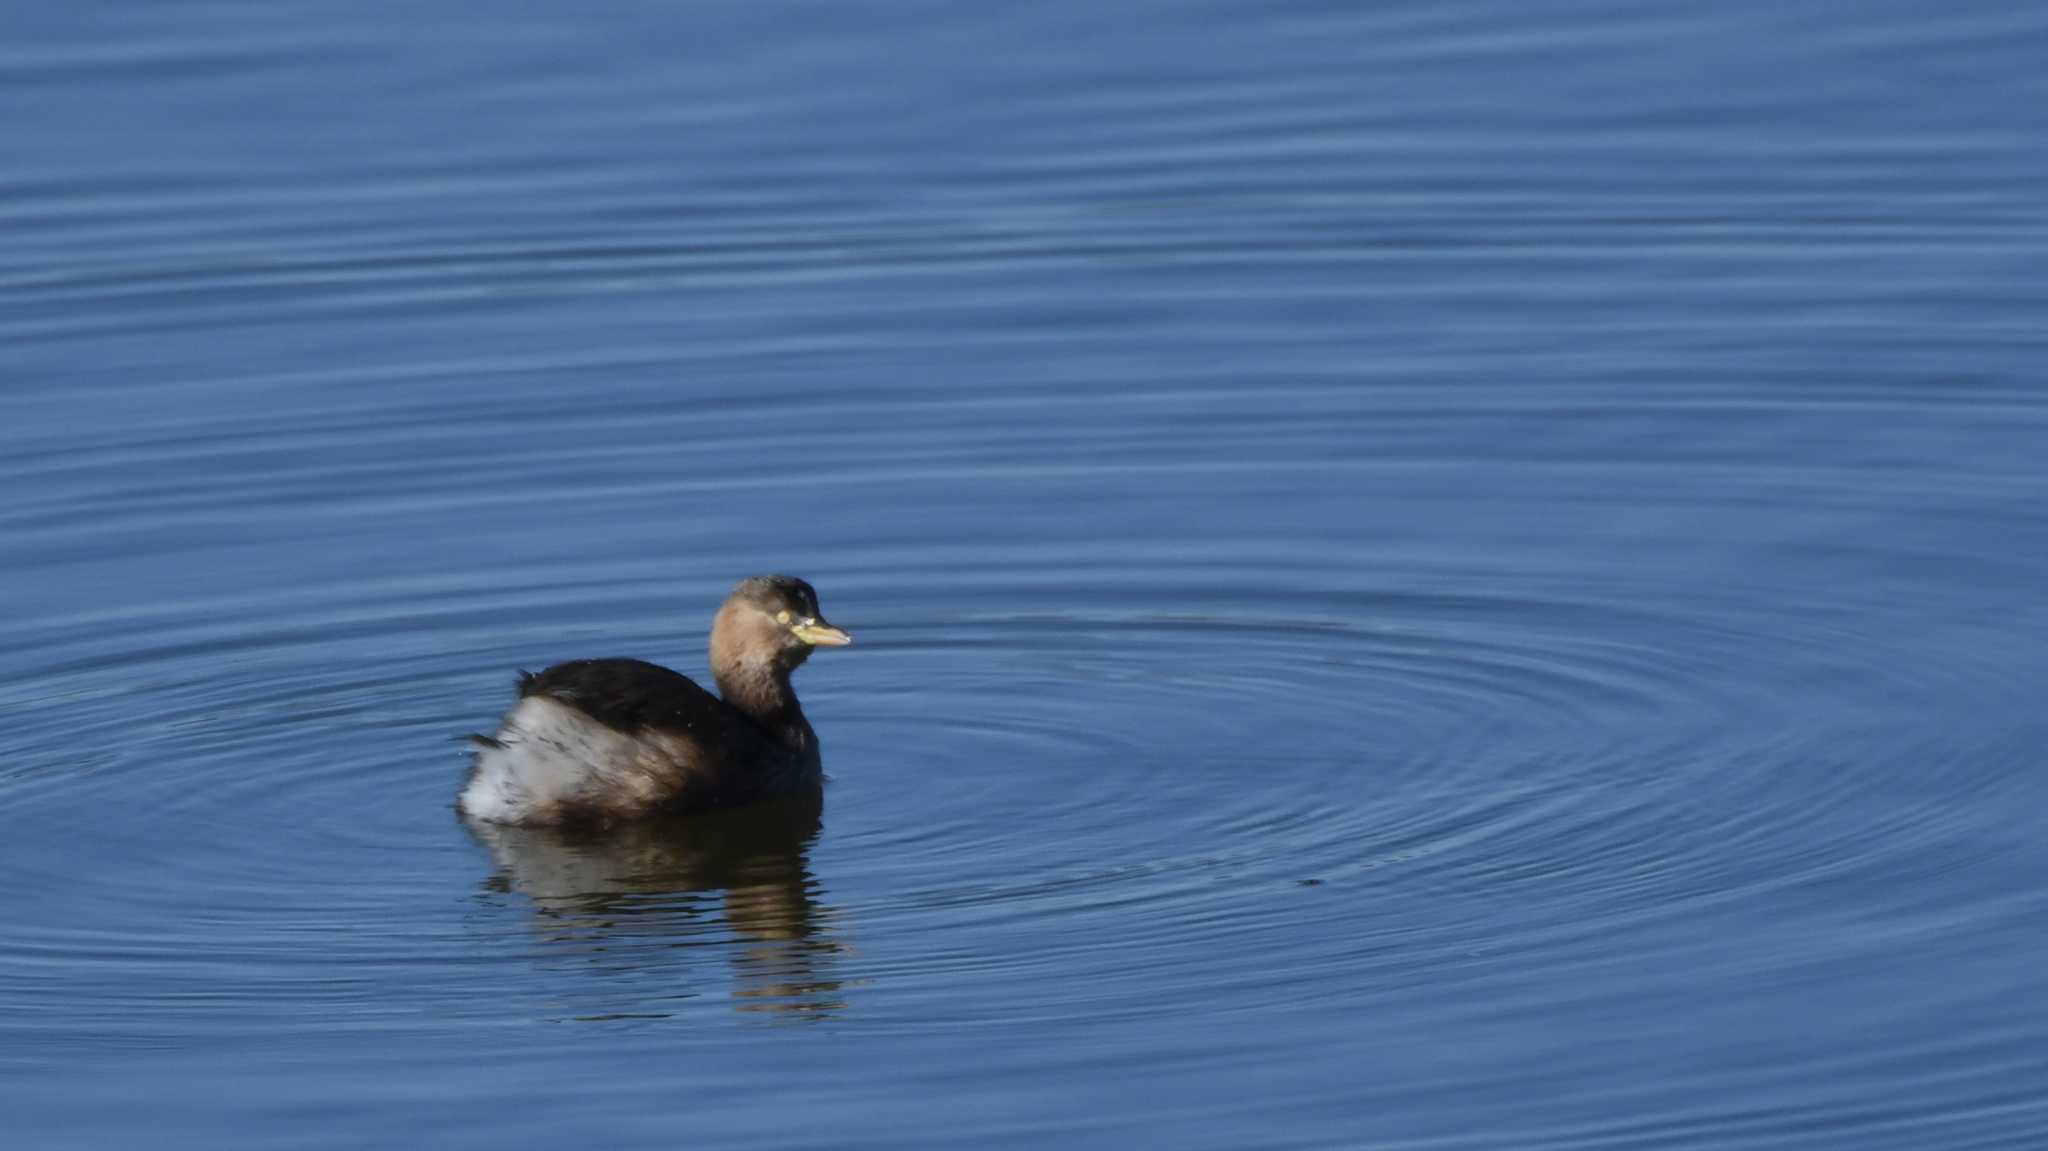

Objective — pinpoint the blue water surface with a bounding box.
[4,2,2047,1147]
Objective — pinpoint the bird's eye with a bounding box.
[776,610,792,624]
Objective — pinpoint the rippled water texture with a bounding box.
[6,2,2048,1147]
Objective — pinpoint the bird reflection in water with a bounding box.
[465,791,846,1019]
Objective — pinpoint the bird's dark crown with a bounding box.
[730,575,820,618]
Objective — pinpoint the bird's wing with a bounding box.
[515,658,726,735]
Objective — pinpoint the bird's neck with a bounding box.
[713,658,812,747]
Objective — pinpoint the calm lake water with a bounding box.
[5,2,2047,1147]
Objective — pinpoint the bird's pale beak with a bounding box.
[791,621,852,646]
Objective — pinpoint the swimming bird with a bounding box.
[458,575,851,826]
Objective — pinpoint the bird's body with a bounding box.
[458,576,850,827]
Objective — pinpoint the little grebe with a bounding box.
[458,575,851,826]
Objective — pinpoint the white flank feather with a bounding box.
[458,696,639,824]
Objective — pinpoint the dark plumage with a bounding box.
[458,575,851,826]
[515,658,723,734]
